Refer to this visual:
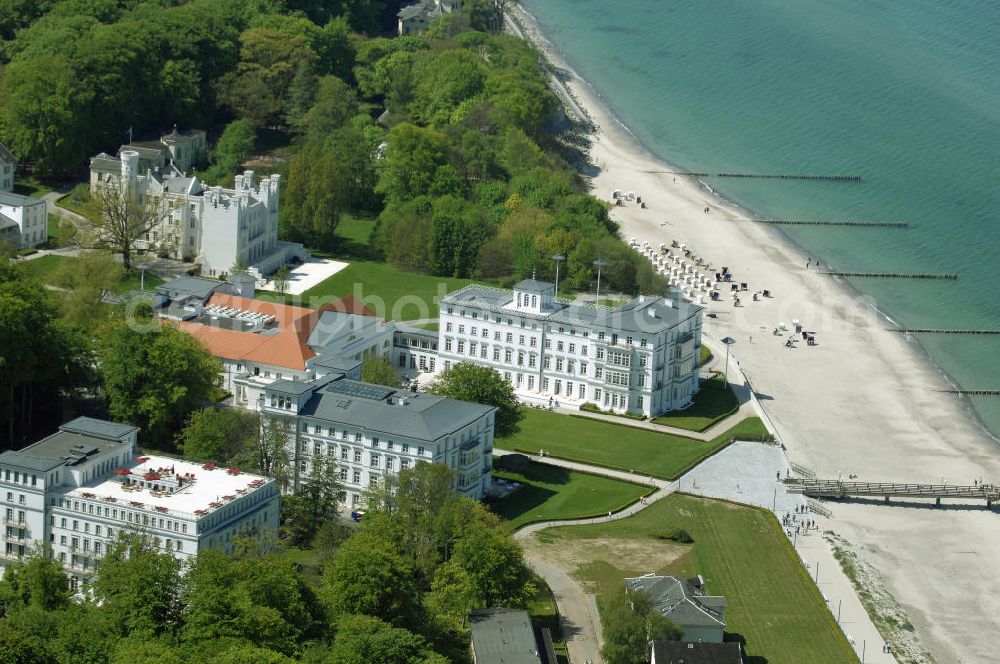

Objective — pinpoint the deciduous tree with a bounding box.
[361,354,398,387]
[323,533,423,630]
[88,179,174,271]
[178,407,259,464]
[429,362,521,436]
[283,455,344,546]
[99,322,222,447]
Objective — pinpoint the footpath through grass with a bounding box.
[489,460,648,528]
[651,374,739,432]
[504,409,767,480]
[537,494,857,664]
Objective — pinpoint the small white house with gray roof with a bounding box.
[260,373,494,505]
[0,191,47,250]
[625,573,726,644]
[438,278,703,417]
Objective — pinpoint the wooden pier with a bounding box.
[784,478,1000,507]
[754,219,908,228]
[822,271,958,280]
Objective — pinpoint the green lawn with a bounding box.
[297,259,483,322]
[699,344,713,366]
[651,375,739,432]
[21,254,163,293]
[537,494,858,664]
[489,460,649,528]
[503,410,767,479]
[13,177,54,198]
[331,213,376,259]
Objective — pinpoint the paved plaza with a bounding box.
[678,441,807,516]
[262,258,349,295]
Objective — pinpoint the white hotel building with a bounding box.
[260,374,495,505]
[438,279,703,418]
[0,417,279,589]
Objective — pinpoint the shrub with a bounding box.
[652,528,694,544]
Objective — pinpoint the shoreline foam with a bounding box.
[511,5,1000,662]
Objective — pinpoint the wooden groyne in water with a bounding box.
[936,389,1000,396]
[888,328,1000,335]
[755,219,908,228]
[823,271,958,280]
[645,170,862,181]
[715,172,861,181]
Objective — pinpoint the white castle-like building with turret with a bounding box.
[90,132,306,281]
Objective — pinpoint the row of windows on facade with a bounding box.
[286,424,432,455]
[48,510,188,535]
[3,469,40,487]
[399,352,435,371]
[399,335,438,351]
[446,308,662,346]
[443,340,648,375]
[299,443,417,473]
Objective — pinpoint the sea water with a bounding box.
[522,0,1000,437]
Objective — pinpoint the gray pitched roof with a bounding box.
[295,377,494,441]
[308,353,364,374]
[0,191,45,208]
[513,278,554,294]
[651,641,743,664]
[443,284,702,334]
[625,575,725,629]
[0,142,16,164]
[156,276,224,301]
[469,608,542,664]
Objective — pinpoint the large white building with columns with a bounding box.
[0,417,279,589]
[437,279,703,418]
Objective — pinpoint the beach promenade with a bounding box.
[510,6,1000,662]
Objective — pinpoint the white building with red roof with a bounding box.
[154,276,396,409]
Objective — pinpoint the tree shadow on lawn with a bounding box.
[487,484,559,522]
[725,632,768,664]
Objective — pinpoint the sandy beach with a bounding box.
[511,7,1000,663]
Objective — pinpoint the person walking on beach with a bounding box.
[806,257,811,269]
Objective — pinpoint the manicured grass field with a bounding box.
[21,254,163,293]
[503,410,767,480]
[651,375,739,432]
[489,460,649,528]
[331,213,376,258]
[298,259,483,322]
[538,494,858,664]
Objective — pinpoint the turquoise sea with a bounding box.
[523,0,1000,438]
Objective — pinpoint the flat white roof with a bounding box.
[66,454,273,521]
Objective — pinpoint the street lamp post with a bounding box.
[593,259,607,303]
[552,253,565,298]
[721,336,736,385]
[137,262,150,291]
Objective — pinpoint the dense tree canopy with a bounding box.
[99,321,222,447]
